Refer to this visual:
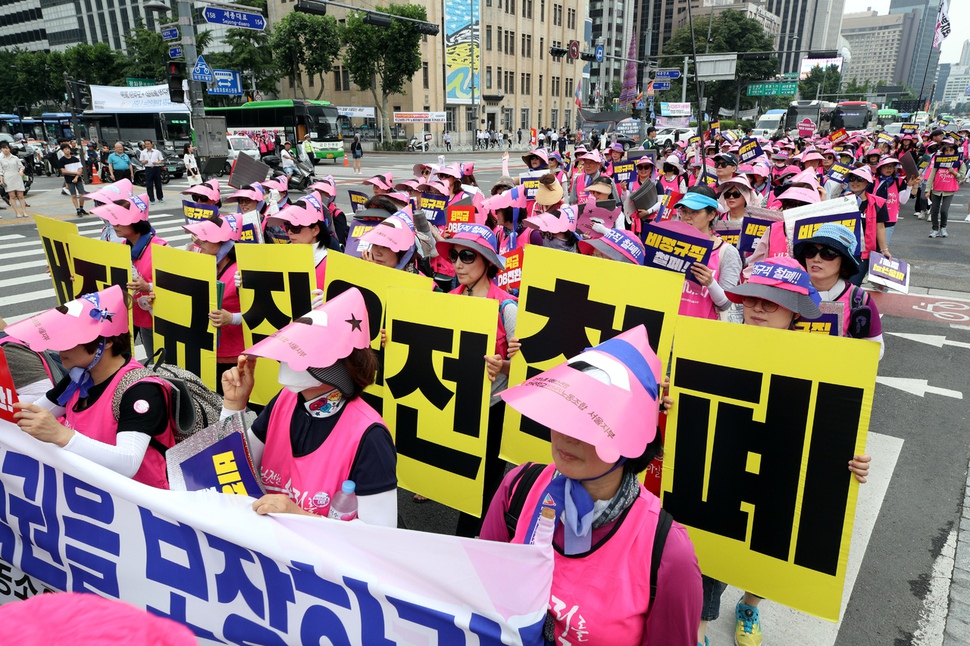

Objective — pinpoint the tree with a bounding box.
[662,10,778,119]
[270,12,341,100]
[843,78,870,101]
[341,3,428,141]
[64,43,125,86]
[122,18,167,82]
[216,27,278,101]
[799,65,842,102]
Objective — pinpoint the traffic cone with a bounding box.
[90,171,101,185]
[343,154,349,167]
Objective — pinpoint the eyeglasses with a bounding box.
[714,161,731,169]
[742,296,779,313]
[283,222,306,233]
[723,190,743,199]
[802,246,841,261]
[448,248,479,264]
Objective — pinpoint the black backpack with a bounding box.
[504,462,673,612]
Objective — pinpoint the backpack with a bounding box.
[111,349,223,451]
[0,334,68,385]
[504,462,673,613]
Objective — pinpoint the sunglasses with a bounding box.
[421,169,432,176]
[722,190,743,199]
[448,248,479,264]
[714,161,732,169]
[802,246,841,261]
[741,296,779,313]
[283,222,307,233]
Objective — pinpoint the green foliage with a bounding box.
[269,12,341,100]
[843,78,870,101]
[799,65,842,101]
[122,18,168,82]
[377,140,408,151]
[663,10,778,116]
[65,43,125,85]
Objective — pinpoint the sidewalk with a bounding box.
[944,468,970,644]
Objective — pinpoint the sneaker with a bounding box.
[916,211,924,220]
[929,229,940,238]
[157,198,164,203]
[735,599,763,646]
[75,208,84,217]
[941,227,948,238]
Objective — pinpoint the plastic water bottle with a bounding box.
[328,480,358,521]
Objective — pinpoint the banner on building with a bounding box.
[500,245,684,467]
[0,420,552,643]
[384,288,497,516]
[662,316,878,620]
[444,0,480,105]
[393,112,448,123]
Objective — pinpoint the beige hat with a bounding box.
[535,175,565,205]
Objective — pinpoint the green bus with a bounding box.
[205,99,344,162]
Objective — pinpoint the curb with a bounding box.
[943,467,970,645]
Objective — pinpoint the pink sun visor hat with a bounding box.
[3,285,129,352]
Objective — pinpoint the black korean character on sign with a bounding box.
[42,237,74,305]
[241,270,313,338]
[517,278,666,441]
[663,359,862,576]
[72,259,128,300]
[153,270,214,376]
[386,322,489,479]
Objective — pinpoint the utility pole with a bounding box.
[62,72,82,146]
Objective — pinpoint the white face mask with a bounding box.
[277,362,322,393]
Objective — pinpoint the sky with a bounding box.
[842,0,967,64]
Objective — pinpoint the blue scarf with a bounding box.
[128,231,154,261]
[57,337,106,406]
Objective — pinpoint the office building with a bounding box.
[762,0,847,74]
[959,39,970,66]
[889,0,938,96]
[589,0,637,103]
[939,64,970,105]
[840,10,920,87]
[676,1,782,49]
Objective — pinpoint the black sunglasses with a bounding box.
[283,222,307,233]
[449,248,479,264]
[714,161,732,169]
[802,246,841,261]
[722,190,743,199]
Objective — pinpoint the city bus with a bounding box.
[833,101,878,133]
[81,111,192,147]
[785,100,837,136]
[877,108,900,126]
[205,99,344,163]
[0,113,76,141]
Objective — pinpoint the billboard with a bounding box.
[799,56,844,80]
[444,0,480,105]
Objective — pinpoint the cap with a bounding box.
[578,228,645,265]
[307,178,336,198]
[584,181,614,196]
[677,191,720,211]
[501,325,662,464]
[225,184,264,204]
[245,288,371,372]
[847,166,874,184]
[776,186,821,205]
[435,223,505,269]
[579,150,605,165]
[725,257,822,319]
[359,217,416,253]
[714,152,739,166]
[610,143,624,153]
[265,200,324,230]
[525,205,578,235]
[261,176,288,193]
[792,222,860,271]
[82,179,135,205]
[535,175,565,205]
[4,285,129,352]
[493,175,516,191]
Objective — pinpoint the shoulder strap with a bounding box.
[648,508,674,614]
[505,462,546,541]
[850,285,867,309]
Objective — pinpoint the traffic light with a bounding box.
[414,21,440,35]
[362,12,393,27]
[549,46,568,59]
[742,52,771,61]
[167,61,186,104]
[294,0,327,15]
[72,82,90,111]
[807,50,839,59]
[580,51,597,61]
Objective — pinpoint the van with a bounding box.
[752,110,786,138]
[222,135,261,176]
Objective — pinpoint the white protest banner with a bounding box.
[0,421,552,644]
[89,84,190,114]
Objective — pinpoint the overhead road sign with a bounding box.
[191,55,214,83]
[654,81,671,91]
[209,69,244,96]
[746,81,798,97]
[202,6,267,30]
[169,46,183,59]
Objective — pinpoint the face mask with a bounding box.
[278,362,323,393]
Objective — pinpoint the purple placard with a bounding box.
[789,211,863,252]
[738,216,777,256]
[867,251,910,293]
[738,138,763,163]
[177,432,263,497]
[642,223,713,282]
[420,193,447,226]
[344,217,380,257]
[825,162,853,184]
[611,162,635,184]
[347,189,369,213]
[933,155,960,169]
[182,199,219,224]
[793,311,842,336]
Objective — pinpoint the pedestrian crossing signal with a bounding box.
[167,61,186,104]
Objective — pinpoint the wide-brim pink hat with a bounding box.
[92,194,150,225]
[81,178,135,205]
[181,179,220,202]
[4,285,129,351]
[183,214,242,242]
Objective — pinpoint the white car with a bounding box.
[222,135,261,176]
[653,127,695,146]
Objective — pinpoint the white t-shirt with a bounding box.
[140,149,165,166]
[281,148,296,168]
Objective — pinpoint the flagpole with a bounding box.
[917,0,939,111]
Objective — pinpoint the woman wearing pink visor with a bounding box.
[265,195,333,287]
[8,285,177,489]
[358,214,423,274]
[182,214,245,390]
[480,326,702,644]
[91,195,168,359]
[181,178,222,208]
[220,288,397,527]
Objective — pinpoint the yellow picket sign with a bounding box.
[68,235,133,337]
[323,252,433,413]
[34,215,78,306]
[499,245,683,466]
[661,316,878,621]
[151,245,218,389]
[383,287,497,517]
[236,244,317,406]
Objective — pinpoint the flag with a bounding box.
[574,80,583,108]
[933,0,950,49]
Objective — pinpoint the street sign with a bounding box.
[191,55,214,83]
[635,99,645,109]
[209,69,244,96]
[655,69,681,80]
[595,45,604,62]
[161,27,179,41]
[782,72,799,80]
[126,77,156,88]
[746,81,798,97]
[568,40,580,60]
[653,81,671,91]
[202,7,266,30]
[169,46,183,59]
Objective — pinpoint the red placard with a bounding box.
[496,248,524,293]
[828,128,848,145]
[445,204,475,233]
[0,348,19,423]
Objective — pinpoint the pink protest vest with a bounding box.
[0,337,56,383]
[678,242,723,320]
[876,177,901,224]
[449,282,516,358]
[315,256,327,290]
[834,285,866,337]
[61,358,174,489]
[858,195,882,260]
[932,166,960,193]
[512,465,661,646]
[572,173,595,205]
[766,220,789,259]
[261,390,384,516]
[131,235,168,329]
[659,176,681,195]
[217,261,245,362]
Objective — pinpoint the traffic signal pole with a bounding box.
[178,0,204,118]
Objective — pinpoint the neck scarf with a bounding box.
[57,337,106,406]
[129,231,154,261]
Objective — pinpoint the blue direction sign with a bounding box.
[202,7,266,30]
[191,55,214,83]
[168,46,183,59]
[655,69,681,80]
[209,69,244,96]
[161,27,179,41]
[653,81,671,91]
[595,45,604,63]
